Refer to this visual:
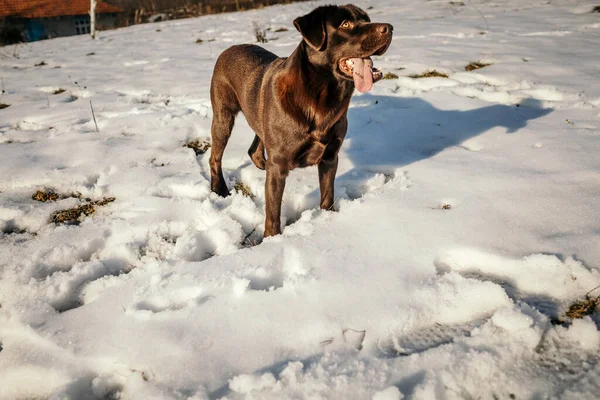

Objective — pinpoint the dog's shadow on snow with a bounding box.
[331,95,552,196]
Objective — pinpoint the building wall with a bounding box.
[3,14,119,42]
[41,14,118,39]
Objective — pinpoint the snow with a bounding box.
[558,317,600,351]
[1,0,600,398]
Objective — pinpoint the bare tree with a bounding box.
[90,0,97,39]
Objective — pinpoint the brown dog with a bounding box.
[209,4,393,236]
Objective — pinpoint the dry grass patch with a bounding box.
[382,72,399,80]
[34,61,47,67]
[53,88,66,95]
[593,6,600,13]
[409,70,449,79]
[241,228,261,247]
[33,189,85,202]
[32,189,59,202]
[465,61,493,71]
[184,139,211,155]
[50,197,115,225]
[253,22,268,43]
[565,286,600,320]
[195,38,204,44]
[51,203,95,225]
[0,103,9,110]
[566,297,598,319]
[234,181,254,198]
[431,203,452,210]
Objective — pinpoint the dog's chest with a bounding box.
[291,114,344,168]
[311,94,350,137]
[289,91,350,167]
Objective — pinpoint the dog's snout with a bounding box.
[377,23,393,35]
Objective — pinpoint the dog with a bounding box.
[209,4,393,237]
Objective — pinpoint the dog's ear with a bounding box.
[293,7,328,51]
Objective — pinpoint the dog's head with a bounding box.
[294,4,393,92]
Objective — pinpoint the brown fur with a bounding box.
[209,4,393,236]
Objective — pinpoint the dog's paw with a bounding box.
[211,183,231,198]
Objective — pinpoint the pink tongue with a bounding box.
[351,58,374,93]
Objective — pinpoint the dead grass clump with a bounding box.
[465,61,492,71]
[566,297,598,319]
[33,189,84,202]
[234,181,254,198]
[565,286,600,320]
[50,197,115,225]
[409,70,449,79]
[195,38,204,44]
[563,285,600,321]
[151,157,167,167]
[241,228,260,247]
[441,204,452,210]
[383,72,399,80]
[34,61,47,67]
[0,103,9,110]
[94,197,115,206]
[53,88,66,95]
[51,204,95,224]
[184,139,211,156]
[253,22,268,43]
[592,6,600,13]
[273,27,288,32]
[32,189,59,202]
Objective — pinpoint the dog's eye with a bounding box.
[340,20,352,29]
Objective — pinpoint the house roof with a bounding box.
[0,0,123,19]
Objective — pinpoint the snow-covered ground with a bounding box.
[1,0,600,398]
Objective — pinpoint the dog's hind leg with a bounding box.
[248,135,266,170]
[209,81,239,197]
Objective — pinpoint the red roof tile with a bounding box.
[0,0,123,19]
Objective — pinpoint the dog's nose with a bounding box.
[377,24,393,34]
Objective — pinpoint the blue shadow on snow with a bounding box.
[342,95,552,175]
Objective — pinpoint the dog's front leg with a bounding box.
[264,159,289,237]
[318,154,339,210]
[319,118,347,211]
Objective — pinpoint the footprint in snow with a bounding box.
[377,317,490,358]
[233,247,308,296]
[134,293,213,314]
[47,258,133,313]
[243,268,285,292]
[434,249,600,321]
